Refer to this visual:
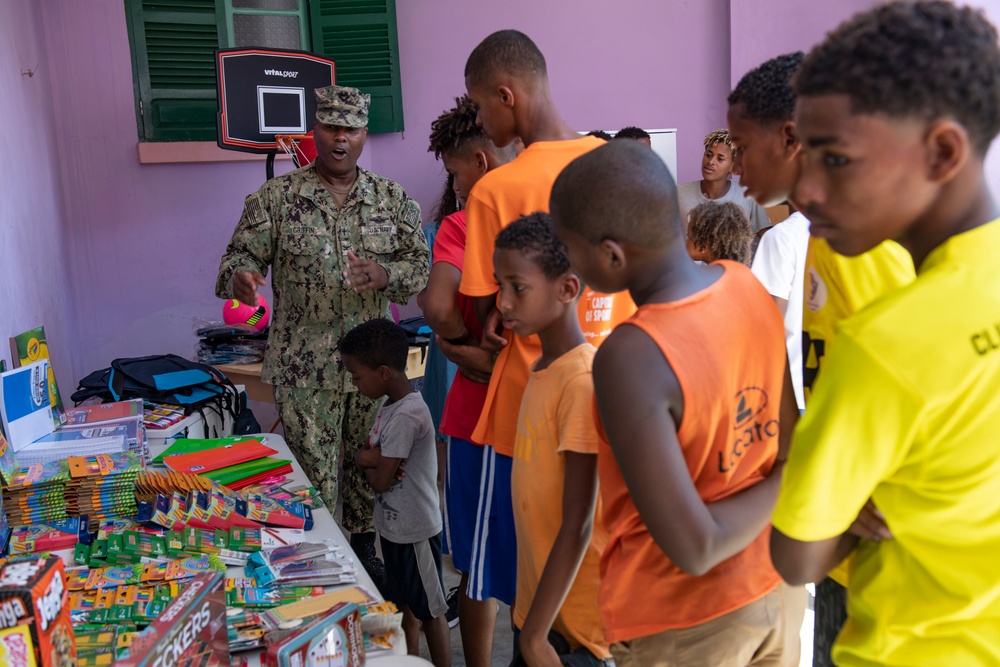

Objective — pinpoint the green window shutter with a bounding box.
[126,0,225,141]
[309,0,403,133]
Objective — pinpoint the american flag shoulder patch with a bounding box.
[244,193,269,226]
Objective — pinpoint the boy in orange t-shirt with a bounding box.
[457,30,635,657]
[462,30,634,457]
[552,140,805,666]
[495,213,610,665]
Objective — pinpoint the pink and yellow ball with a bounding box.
[223,296,270,331]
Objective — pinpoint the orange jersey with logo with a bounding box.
[460,136,634,455]
[597,261,786,642]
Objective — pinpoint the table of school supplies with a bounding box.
[146,433,431,666]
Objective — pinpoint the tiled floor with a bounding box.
[416,560,816,666]
[415,556,514,665]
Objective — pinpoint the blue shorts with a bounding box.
[464,445,516,605]
[443,437,482,573]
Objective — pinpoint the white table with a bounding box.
[147,433,431,666]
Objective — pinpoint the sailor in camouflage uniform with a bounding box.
[216,85,429,591]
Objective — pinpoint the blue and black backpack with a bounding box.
[72,354,242,431]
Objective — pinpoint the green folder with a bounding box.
[152,436,257,465]
[204,457,291,486]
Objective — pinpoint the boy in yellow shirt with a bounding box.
[727,49,915,665]
[496,213,609,666]
[769,2,1000,665]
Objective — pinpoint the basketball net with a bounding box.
[275,134,317,168]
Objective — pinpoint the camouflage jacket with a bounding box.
[215,165,429,390]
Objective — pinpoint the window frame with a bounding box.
[221,0,311,50]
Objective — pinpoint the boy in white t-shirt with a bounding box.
[751,214,810,411]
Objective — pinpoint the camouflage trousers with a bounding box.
[274,385,379,534]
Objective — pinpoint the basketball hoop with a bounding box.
[275,133,317,168]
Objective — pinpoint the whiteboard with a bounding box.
[632,128,677,183]
[583,128,678,183]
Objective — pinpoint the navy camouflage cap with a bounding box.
[314,85,370,128]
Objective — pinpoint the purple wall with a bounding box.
[0,1,75,392]
[3,0,997,400]
[38,2,286,388]
[974,1,1000,190]
[730,0,880,86]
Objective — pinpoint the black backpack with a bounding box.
[398,316,431,347]
[72,354,241,428]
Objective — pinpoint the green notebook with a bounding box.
[205,457,290,486]
[152,436,257,465]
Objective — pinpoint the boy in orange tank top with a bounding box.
[551,140,805,667]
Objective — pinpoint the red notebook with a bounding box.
[225,463,293,491]
[163,439,277,475]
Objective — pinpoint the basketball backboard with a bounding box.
[216,48,335,154]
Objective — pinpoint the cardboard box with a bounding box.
[144,406,234,450]
[115,572,227,667]
[262,602,365,667]
[0,557,76,667]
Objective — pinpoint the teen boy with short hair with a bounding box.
[727,53,915,408]
[457,31,635,665]
[770,3,1000,665]
[611,126,651,146]
[552,140,805,667]
[727,52,913,663]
